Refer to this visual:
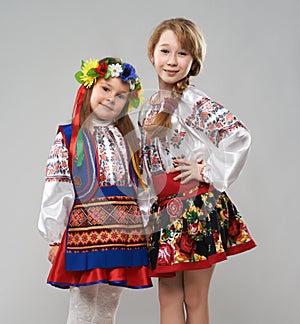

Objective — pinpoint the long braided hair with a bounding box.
[145,18,206,137]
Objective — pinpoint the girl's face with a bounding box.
[90,77,130,121]
[151,29,194,91]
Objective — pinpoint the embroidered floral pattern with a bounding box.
[140,102,176,176]
[143,104,160,126]
[45,133,71,182]
[94,125,130,186]
[170,129,186,149]
[185,97,243,146]
[143,143,165,174]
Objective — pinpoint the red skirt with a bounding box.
[47,231,152,289]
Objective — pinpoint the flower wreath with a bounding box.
[75,58,143,111]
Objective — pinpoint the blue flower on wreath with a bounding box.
[120,63,137,82]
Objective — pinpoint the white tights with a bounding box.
[66,284,123,324]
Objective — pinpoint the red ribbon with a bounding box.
[69,85,86,171]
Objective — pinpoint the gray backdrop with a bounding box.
[1,0,299,323]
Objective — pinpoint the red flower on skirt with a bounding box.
[158,243,175,265]
[228,220,240,237]
[167,198,183,219]
[178,234,195,255]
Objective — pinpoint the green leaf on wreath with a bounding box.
[104,70,111,79]
[75,71,83,83]
[87,69,99,77]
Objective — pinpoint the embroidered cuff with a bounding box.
[49,242,61,247]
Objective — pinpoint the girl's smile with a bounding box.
[164,69,179,76]
[90,77,130,121]
[151,29,194,91]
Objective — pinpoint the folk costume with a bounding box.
[38,58,152,290]
[139,86,256,277]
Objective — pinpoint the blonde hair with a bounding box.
[146,18,206,137]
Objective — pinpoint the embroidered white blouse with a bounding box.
[38,121,132,244]
[139,86,251,196]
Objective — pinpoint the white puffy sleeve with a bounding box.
[137,112,157,227]
[186,98,251,192]
[38,132,75,244]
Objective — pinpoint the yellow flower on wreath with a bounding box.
[79,58,99,88]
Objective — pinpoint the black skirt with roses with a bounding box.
[147,190,256,277]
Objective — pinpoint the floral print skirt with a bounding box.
[148,190,256,277]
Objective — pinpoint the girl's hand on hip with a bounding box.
[48,246,59,264]
[170,159,205,184]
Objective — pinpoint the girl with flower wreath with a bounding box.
[38,57,152,324]
[138,18,256,324]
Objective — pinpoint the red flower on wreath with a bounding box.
[95,62,108,77]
